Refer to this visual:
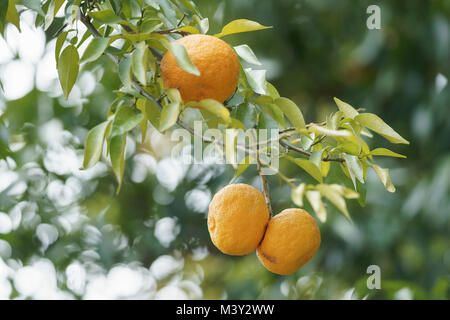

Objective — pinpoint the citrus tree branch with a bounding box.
[79,12,119,64]
[153,29,191,36]
[279,139,345,163]
[78,10,342,194]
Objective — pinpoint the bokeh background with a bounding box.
[0,0,449,299]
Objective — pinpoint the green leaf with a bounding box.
[0,1,8,29]
[215,19,272,38]
[287,156,323,183]
[266,82,280,99]
[81,37,110,63]
[230,155,254,183]
[274,97,306,130]
[175,0,201,15]
[0,1,8,21]
[111,106,144,137]
[88,10,122,24]
[231,103,257,129]
[355,113,410,144]
[44,0,64,30]
[300,133,315,150]
[367,148,406,158]
[141,20,164,33]
[168,42,200,76]
[256,98,285,127]
[68,0,81,25]
[291,183,306,207]
[328,111,343,130]
[257,110,277,130]
[6,0,20,31]
[234,45,261,65]
[110,32,160,44]
[310,149,324,169]
[165,88,182,103]
[308,124,352,137]
[140,116,148,143]
[136,98,161,129]
[328,184,360,199]
[160,102,180,132]
[370,163,396,193]
[110,134,127,194]
[316,184,352,221]
[320,159,330,177]
[177,25,200,34]
[57,45,79,99]
[188,99,230,123]
[343,153,364,188]
[335,133,361,155]
[156,0,177,27]
[147,48,157,79]
[244,68,267,95]
[197,17,209,34]
[356,180,367,207]
[83,120,112,169]
[334,97,359,119]
[131,42,148,85]
[306,190,327,222]
[118,56,132,88]
[55,31,68,65]
[21,0,45,16]
[229,118,246,130]
[77,29,92,49]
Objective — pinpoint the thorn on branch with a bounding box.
[177,13,188,27]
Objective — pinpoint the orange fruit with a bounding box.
[207,184,269,256]
[257,208,321,275]
[160,34,240,105]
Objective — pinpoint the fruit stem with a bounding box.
[256,148,274,217]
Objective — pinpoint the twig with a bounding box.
[263,161,296,188]
[311,135,326,147]
[153,29,190,36]
[120,23,135,33]
[254,134,273,217]
[80,14,120,64]
[177,13,187,27]
[280,139,345,162]
[279,139,310,157]
[157,93,167,103]
[78,9,344,192]
[256,157,273,217]
[278,121,327,134]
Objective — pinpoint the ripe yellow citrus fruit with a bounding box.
[257,208,321,275]
[208,184,269,256]
[160,34,240,105]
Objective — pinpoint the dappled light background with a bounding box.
[0,0,449,299]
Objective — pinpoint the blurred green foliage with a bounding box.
[0,0,449,299]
